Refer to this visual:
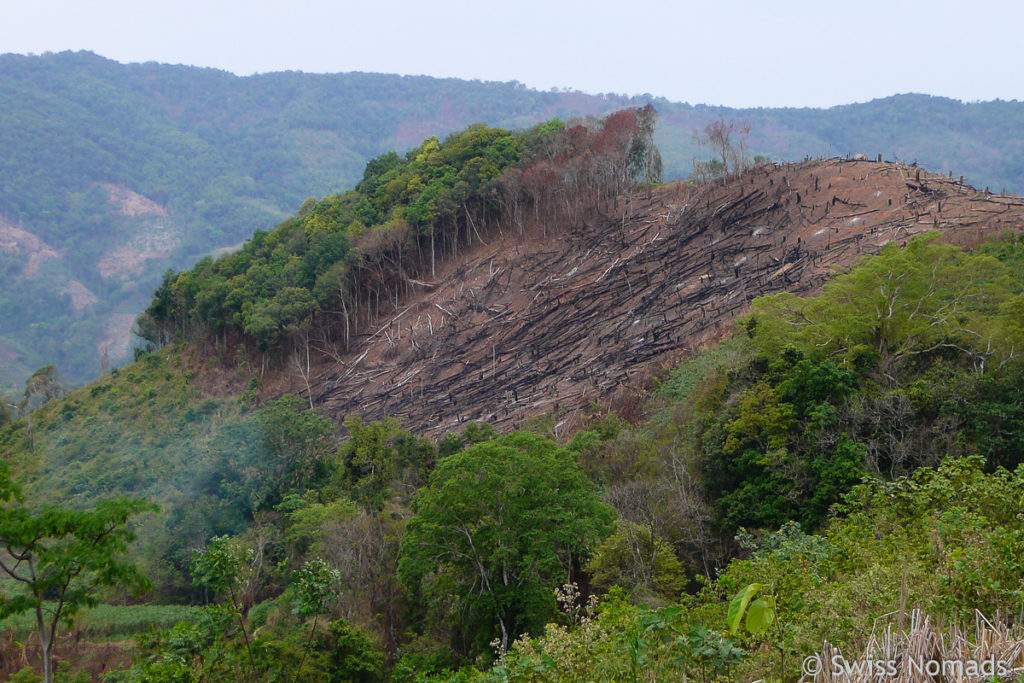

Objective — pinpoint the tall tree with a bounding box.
[0,467,155,683]
[398,431,613,655]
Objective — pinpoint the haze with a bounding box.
[3,0,1022,108]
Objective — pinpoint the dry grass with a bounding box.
[805,610,1024,682]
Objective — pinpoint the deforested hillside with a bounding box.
[301,159,1024,435]
[8,112,1024,680]
[3,50,1024,390]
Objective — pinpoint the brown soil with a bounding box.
[101,183,169,218]
[0,217,60,277]
[96,218,181,280]
[96,183,179,281]
[270,159,1024,437]
[62,280,99,312]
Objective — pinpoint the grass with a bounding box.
[0,604,204,641]
[656,336,748,402]
[810,609,1024,681]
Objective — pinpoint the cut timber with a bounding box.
[300,159,1024,437]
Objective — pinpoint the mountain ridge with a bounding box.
[3,50,1024,390]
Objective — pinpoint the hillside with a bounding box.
[3,51,1024,390]
[11,151,1024,512]
[294,160,1024,435]
[7,143,1024,679]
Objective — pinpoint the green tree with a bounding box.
[0,467,154,683]
[20,365,62,413]
[189,535,262,679]
[586,520,686,600]
[212,394,333,514]
[398,431,614,655]
[0,393,13,427]
[340,416,435,508]
[291,558,341,679]
[743,234,1024,376]
[327,619,384,683]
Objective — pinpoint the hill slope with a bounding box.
[3,51,1024,389]
[299,160,1024,435]
[5,158,1024,667]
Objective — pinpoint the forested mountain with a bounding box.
[4,108,1024,679]
[3,50,1024,392]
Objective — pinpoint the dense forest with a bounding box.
[3,106,1024,680]
[3,50,1024,392]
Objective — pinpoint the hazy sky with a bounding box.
[3,0,1022,108]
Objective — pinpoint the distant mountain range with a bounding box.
[2,49,1022,390]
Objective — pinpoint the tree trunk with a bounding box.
[497,615,509,653]
[35,605,53,683]
[340,291,350,352]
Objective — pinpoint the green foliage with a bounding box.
[189,535,247,597]
[657,337,747,402]
[0,467,155,682]
[292,559,340,617]
[831,456,1024,620]
[112,565,379,682]
[398,431,614,656]
[698,459,1024,679]
[743,233,1024,375]
[0,603,202,641]
[250,394,334,511]
[489,589,744,682]
[139,119,534,353]
[140,107,663,364]
[12,190,1024,683]
[726,583,775,636]
[0,393,12,427]
[586,520,685,600]
[7,669,41,683]
[340,415,435,508]
[0,52,625,388]
[0,355,346,602]
[701,352,863,532]
[937,360,1024,470]
[327,619,384,683]
[282,496,358,553]
[4,53,1024,389]
[111,604,246,682]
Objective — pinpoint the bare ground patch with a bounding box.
[295,160,1024,437]
[0,217,60,276]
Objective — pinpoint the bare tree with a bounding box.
[692,119,751,181]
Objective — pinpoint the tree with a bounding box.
[20,365,62,414]
[586,520,685,600]
[327,619,384,683]
[743,233,1024,377]
[0,467,155,683]
[692,119,751,181]
[292,558,341,680]
[398,431,614,655]
[213,394,334,515]
[0,393,13,427]
[189,535,262,679]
